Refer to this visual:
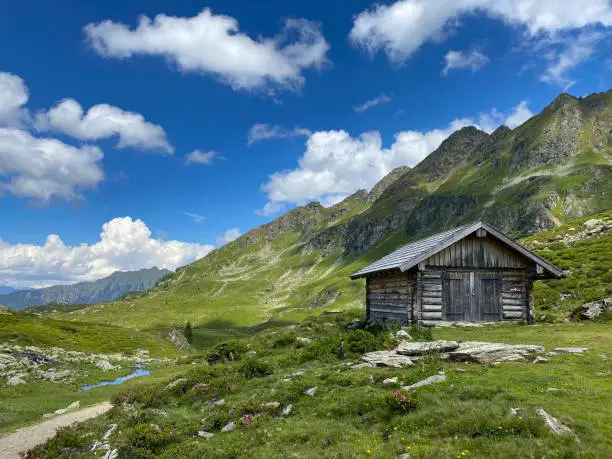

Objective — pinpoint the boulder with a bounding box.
[296,337,312,344]
[383,377,398,385]
[164,378,187,390]
[40,369,75,382]
[362,351,414,368]
[447,342,544,364]
[402,374,446,391]
[0,353,16,365]
[96,360,115,372]
[304,387,317,396]
[6,375,26,385]
[221,421,236,432]
[579,298,612,320]
[198,431,214,439]
[396,340,459,356]
[282,404,293,416]
[395,330,411,338]
[536,409,579,441]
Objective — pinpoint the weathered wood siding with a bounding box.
[366,271,414,324]
[501,271,529,321]
[424,234,528,269]
[418,270,443,322]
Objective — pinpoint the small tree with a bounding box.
[184,321,193,344]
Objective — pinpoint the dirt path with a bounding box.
[0,401,112,458]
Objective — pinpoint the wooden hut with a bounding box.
[350,221,563,326]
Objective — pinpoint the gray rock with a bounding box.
[304,387,317,396]
[553,347,589,354]
[402,374,447,391]
[396,340,459,356]
[362,350,414,368]
[198,431,214,439]
[395,330,411,338]
[580,301,603,320]
[509,408,520,416]
[96,360,115,372]
[164,378,187,390]
[40,369,75,382]
[536,409,579,440]
[447,342,544,364]
[103,449,118,459]
[221,421,236,432]
[282,404,293,416]
[296,337,312,344]
[383,377,398,384]
[6,375,26,385]
[397,454,411,459]
[533,356,548,364]
[546,387,561,392]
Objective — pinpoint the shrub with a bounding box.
[345,329,382,354]
[206,340,247,364]
[240,358,274,378]
[384,390,417,414]
[272,332,296,348]
[409,324,434,341]
[114,423,183,458]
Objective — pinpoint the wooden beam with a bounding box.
[476,228,487,237]
[536,264,544,275]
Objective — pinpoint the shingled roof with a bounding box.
[350,221,564,279]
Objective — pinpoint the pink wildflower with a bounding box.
[393,390,400,397]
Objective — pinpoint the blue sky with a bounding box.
[0,0,610,287]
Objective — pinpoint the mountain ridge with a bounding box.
[0,267,171,310]
[56,89,612,336]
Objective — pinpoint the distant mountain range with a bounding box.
[0,267,171,310]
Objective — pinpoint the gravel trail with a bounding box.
[0,401,112,458]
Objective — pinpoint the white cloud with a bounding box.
[215,228,241,246]
[182,211,205,223]
[540,31,605,89]
[0,72,30,127]
[0,128,104,202]
[354,94,392,113]
[84,9,329,92]
[247,123,312,145]
[184,150,221,165]
[35,98,173,153]
[442,49,490,75]
[0,217,214,288]
[349,0,612,63]
[255,201,287,216]
[259,101,532,211]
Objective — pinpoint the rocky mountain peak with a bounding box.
[367,166,410,203]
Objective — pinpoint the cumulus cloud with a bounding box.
[182,211,205,223]
[350,0,612,63]
[254,201,287,216]
[540,31,605,89]
[35,98,173,153]
[354,94,392,113]
[0,128,104,202]
[0,72,30,126]
[247,123,312,145]
[442,49,490,75]
[0,217,214,288]
[258,101,533,214]
[84,9,329,92]
[184,150,221,165]
[215,228,241,246]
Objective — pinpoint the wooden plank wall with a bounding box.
[420,270,443,321]
[425,235,527,269]
[366,271,414,324]
[501,271,528,320]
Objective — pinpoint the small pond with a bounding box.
[80,368,151,391]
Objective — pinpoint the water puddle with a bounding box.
[80,368,151,391]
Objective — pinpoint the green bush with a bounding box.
[409,324,434,341]
[272,332,296,348]
[345,329,382,354]
[384,389,417,414]
[205,340,247,364]
[240,358,274,378]
[114,423,184,458]
[183,321,193,344]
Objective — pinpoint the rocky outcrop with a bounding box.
[402,374,447,390]
[536,409,579,441]
[367,166,410,203]
[396,340,459,355]
[361,350,414,368]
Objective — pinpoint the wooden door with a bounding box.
[442,271,502,322]
[474,272,502,321]
[442,272,471,321]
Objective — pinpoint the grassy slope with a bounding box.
[26,312,611,458]
[0,313,177,357]
[54,210,612,349]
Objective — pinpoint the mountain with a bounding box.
[0,267,171,310]
[59,90,612,338]
[0,286,18,295]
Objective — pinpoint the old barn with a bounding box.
[350,221,563,326]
